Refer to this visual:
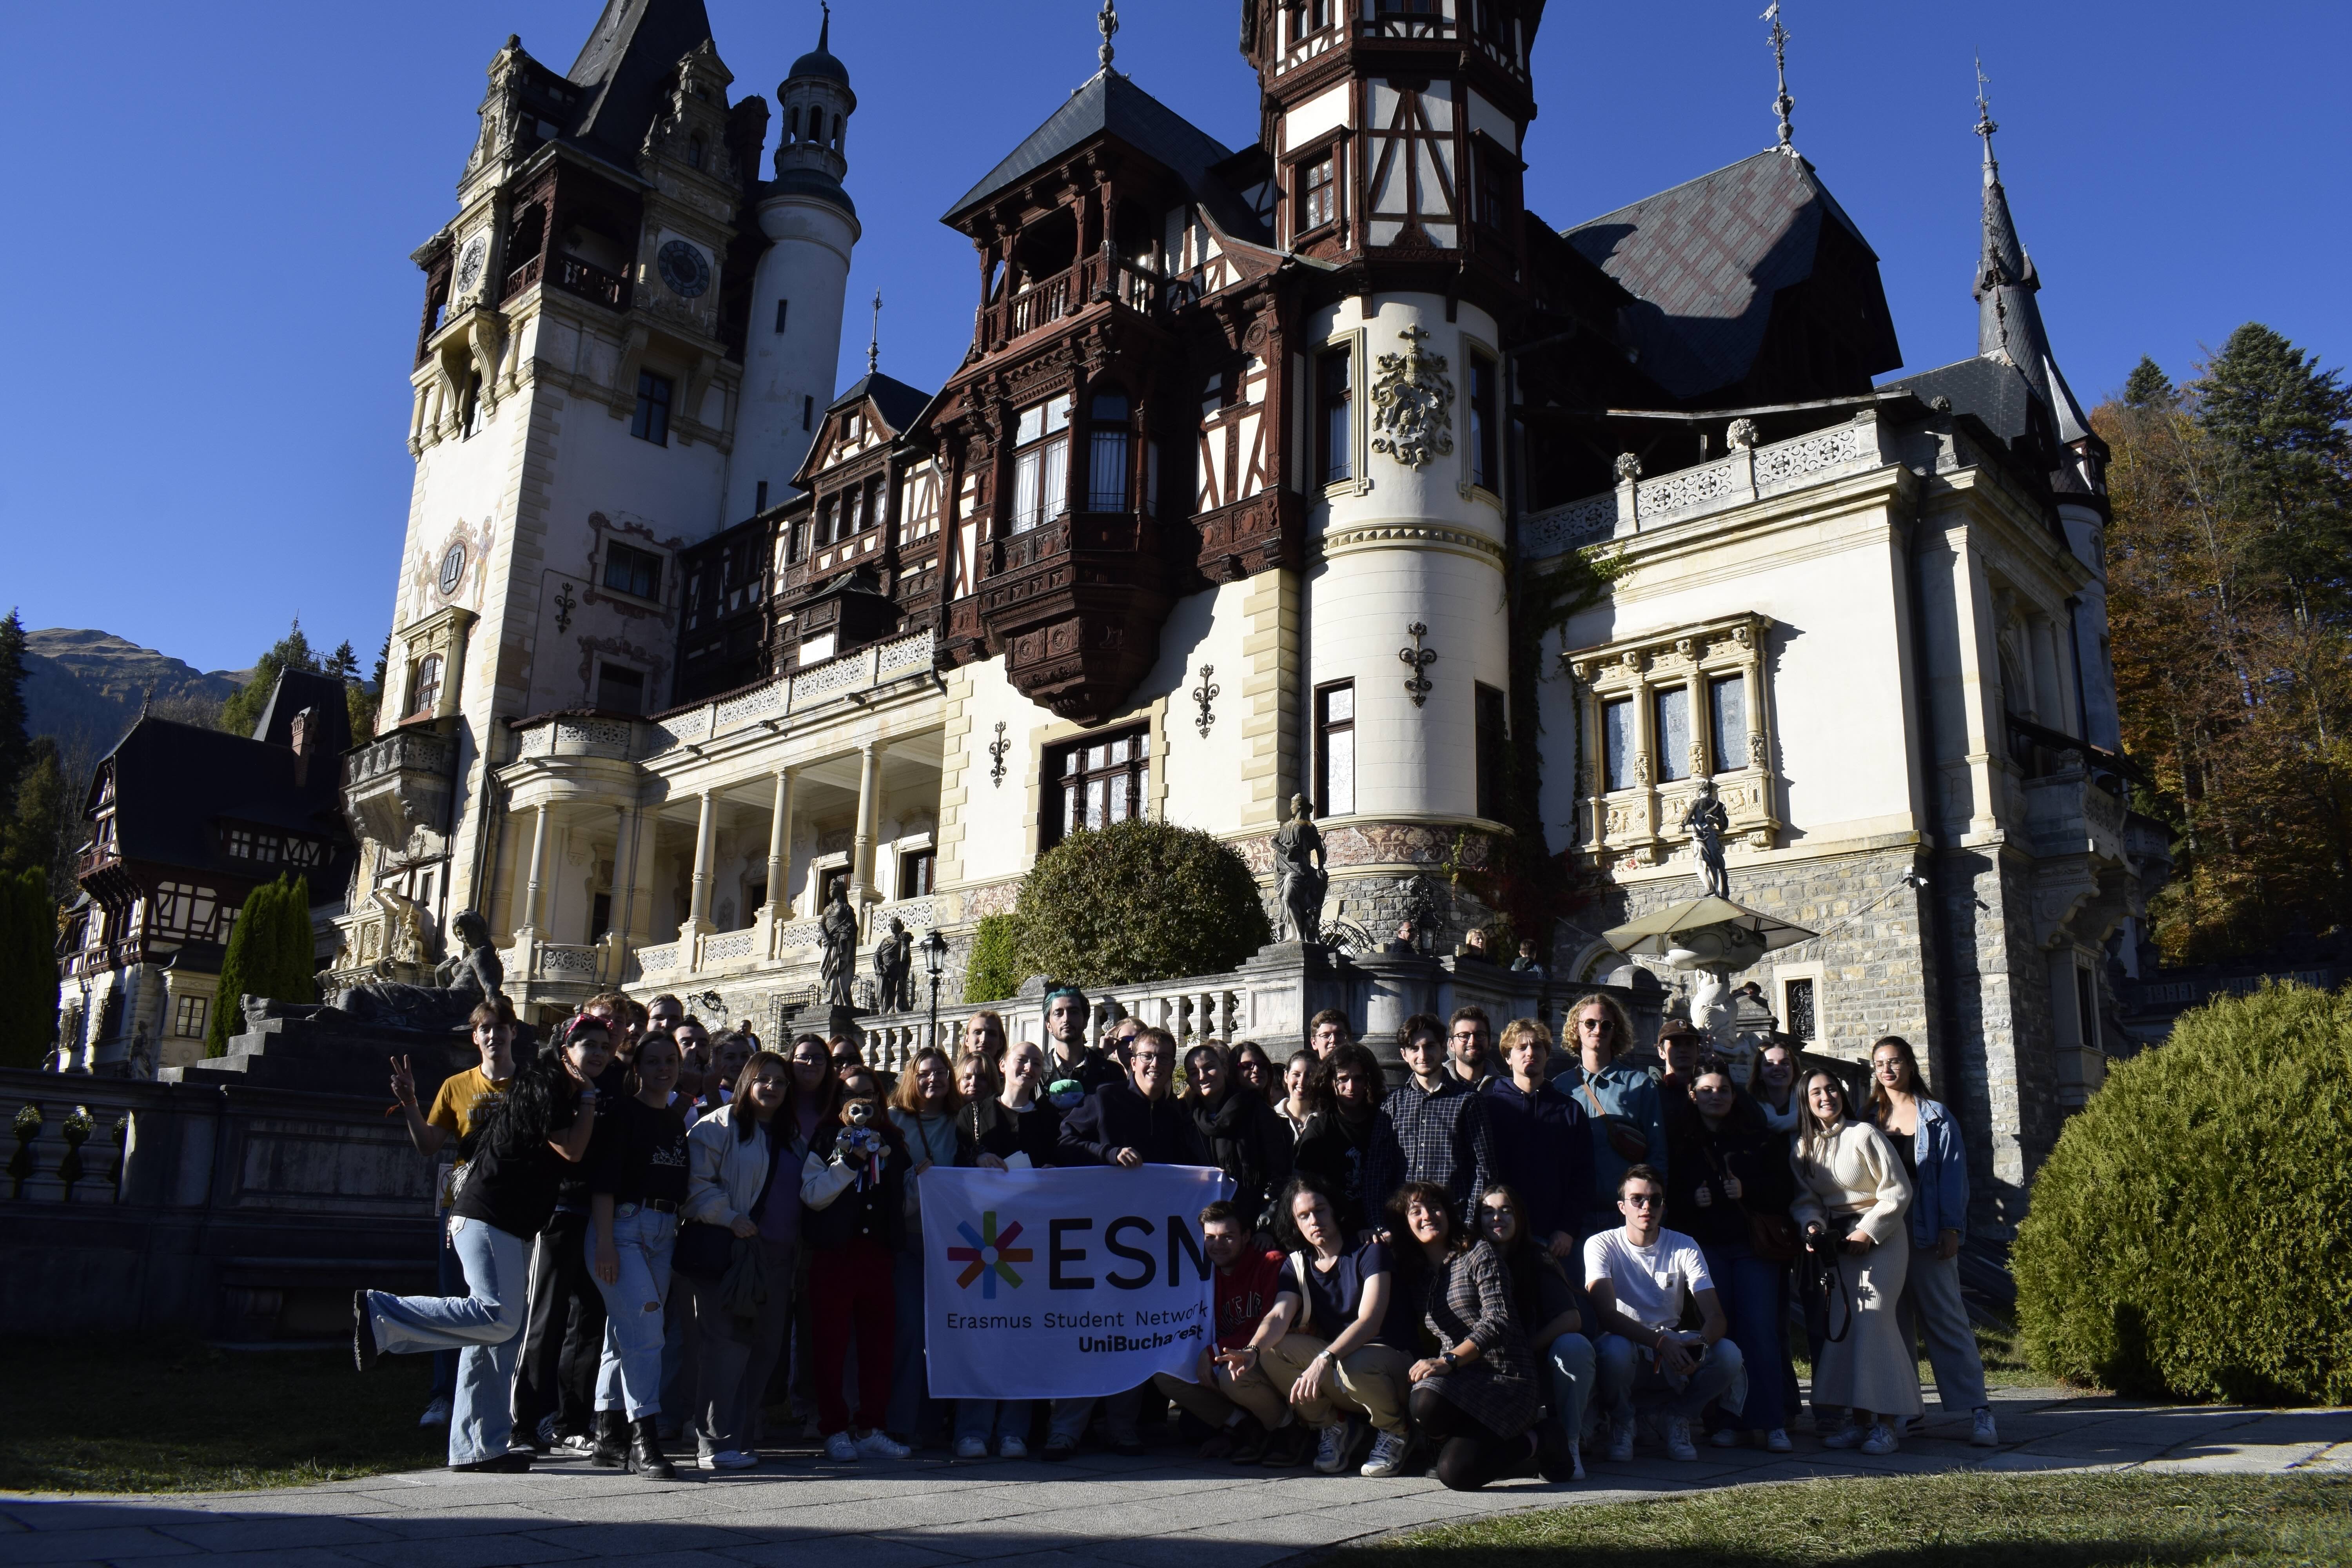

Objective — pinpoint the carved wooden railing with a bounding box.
[975,251,1160,354]
[548,257,629,311]
[500,253,544,302]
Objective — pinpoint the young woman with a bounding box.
[1232,1040,1280,1106]
[737,1034,833,1450]
[958,1039,1060,1172]
[1477,1185,1592,1481]
[1749,1036,1802,1134]
[681,1049,793,1471]
[1289,1043,1384,1238]
[1399,1181,1539,1491]
[802,1069,915,1461]
[1870,1035,1996,1447]
[586,1030,688,1477]
[956,1011,1007,1072]
[1791,1069,1920,1455]
[1273,1048,1321,1142]
[1184,1043,1295,1234]
[1668,1055,1797,1452]
[1236,1178,1417,1474]
[356,1014,606,1472]
[887,1048,964,1448]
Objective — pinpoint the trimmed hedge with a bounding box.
[2013,982,2352,1404]
[962,914,1020,1005]
[1013,818,1271,989]
[207,875,316,1056]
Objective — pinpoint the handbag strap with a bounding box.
[1288,1249,1315,1336]
[1579,1076,1606,1120]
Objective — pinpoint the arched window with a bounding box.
[1087,391,1131,511]
[686,135,705,170]
[409,653,443,717]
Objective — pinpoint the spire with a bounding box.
[1969,62,2092,447]
[1763,2,1796,155]
[867,289,882,374]
[1097,0,1118,73]
[818,1,829,54]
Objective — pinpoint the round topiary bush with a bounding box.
[1013,817,1272,988]
[2013,982,2352,1404]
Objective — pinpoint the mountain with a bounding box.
[22,628,252,796]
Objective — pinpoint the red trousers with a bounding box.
[810,1235,895,1436]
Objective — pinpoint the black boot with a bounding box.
[352,1290,379,1373]
[590,1409,627,1468]
[628,1417,677,1479]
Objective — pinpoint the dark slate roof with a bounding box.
[787,10,850,88]
[944,70,1267,243]
[1889,356,2047,447]
[566,0,716,164]
[251,668,354,752]
[1975,142,2093,447]
[770,165,855,218]
[1564,150,1882,400]
[829,372,935,434]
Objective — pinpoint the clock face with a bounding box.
[438,542,468,596]
[454,233,488,294]
[657,238,711,299]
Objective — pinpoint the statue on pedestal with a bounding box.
[1273,794,1329,946]
[873,916,913,1013]
[332,910,505,1032]
[818,883,860,1009]
[1681,776,1731,900]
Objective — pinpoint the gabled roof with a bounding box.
[565,0,716,164]
[828,372,935,436]
[1564,150,1894,401]
[944,69,1266,243]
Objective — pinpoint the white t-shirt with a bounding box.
[1583,1227,1713,1334]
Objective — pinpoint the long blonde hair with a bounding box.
[1795,1068,1851,1166]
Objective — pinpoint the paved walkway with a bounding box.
[6,1388,2348,1568]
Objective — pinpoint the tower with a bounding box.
[726,9,861,524]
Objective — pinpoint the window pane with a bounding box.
[1039,435,1068,523]
[1326,726,1355,816]
[1603,699,1635,791]
[1711,675,1747,771]
[1325,684,1353,722]
[1013,448,1042,531]
[1107,775,1129,824]
[1044,394,1072,435]
[1091,392,1129,420]
[1016,404,1044,445]
[1089,428,1129,510]
[1655,684,1691,782]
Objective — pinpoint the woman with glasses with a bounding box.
[1475,1185,1592,1481]
[1791,1068,1918,1455]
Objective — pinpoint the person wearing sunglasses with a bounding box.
[1581,1165,1741,1464]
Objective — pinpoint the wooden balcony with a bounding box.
[975,251,1159,355]
[547,256,630,312]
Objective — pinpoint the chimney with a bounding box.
[289,707,315,788]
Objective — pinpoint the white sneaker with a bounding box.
[552,1432,598,1459]
[419,1397,452,1428]
[1821,1420,1866,1450]
[1710,1426,1744,1448]
[1860,1423,1900,1456]
[1605,1420,1635,1463]
[823,1431,858,1462]
[1359,1429,1412,1478]
[1766,1428,1793,1453]
[857,1431,912,1460]
[700,1448,757,1470]
[1313,1421,1352,1474]
[1971,1406,1999,1447]
[1665,1417,1698,1461]
[998,1436,1027,1460]
[953,1436,988,1459]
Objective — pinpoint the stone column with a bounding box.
[763,768,797,917]
[851,742,884,903]
[682,789,718,940]
[519,803,552,935]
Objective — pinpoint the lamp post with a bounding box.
[921,929,947,1052]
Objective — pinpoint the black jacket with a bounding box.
[802,1116,910,1252]
[1666,1093,1797,1250]
[1043,1044,1126,1096]
[957,1096,1063,1169]
[1058,1078,1210,1167]
[1291,1106,1379,1235]
[1188,1087,1295,1228]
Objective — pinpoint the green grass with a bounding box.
[1346,1472,2352,1567]
[0,1332,444,1494]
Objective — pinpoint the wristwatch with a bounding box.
[1439,1350,1459,1370]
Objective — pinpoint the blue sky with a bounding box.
[2,0,2344,674]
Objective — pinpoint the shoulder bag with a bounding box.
[1699,1134,1799,1265]
[1579,1077,1653,1164]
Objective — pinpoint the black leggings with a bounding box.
[1410,1383,1531,1492]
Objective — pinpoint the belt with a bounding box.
[615,1199,681,1216]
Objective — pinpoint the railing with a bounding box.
[535,944,601,978]
[4,1090,135,1206]
[549,256,629,311]
[513,715,637,762]
[500,253,544,302]
[642,630,935,757]
[343,728,452,787]
[976,250,1160,354]
[2024,767,2128,864]
[635,942,682,975]
[74,844,117,881]
[700,927,759,965]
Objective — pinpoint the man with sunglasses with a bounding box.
[1582,1164,1740,1464]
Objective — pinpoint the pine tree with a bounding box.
[216,620,323,739]
[2,739,73,900]
[2198,323,2352,615]
[0,610,30,816]
[274,873,318,1004]
[0,868,60,1069]
[207,880,279,1055]
[2122,356,2174,409]
[325,641,359,682]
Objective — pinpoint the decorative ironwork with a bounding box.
[987,721,1011,788]
[1368,328,1454,470]
[553,583,577,632]
[1399,622,1437,708]
[1191,664,1219,739]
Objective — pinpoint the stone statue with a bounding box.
[370,888,432,978]
[1272,794,1329,946]
[332,909,505,1032]
[1681,776,1731,900]
[872,916,913,1013]
[818,882,860,1009]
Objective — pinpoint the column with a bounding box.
[519,804,552,935]
[762,767,797,918]
[682,789,717,940]
[851,742,884,904]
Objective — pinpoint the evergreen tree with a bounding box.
[216,620,322,739]
[274,873,318,1004]
[0,868,60,1069]
[2197,323,2352,613]
[0,610,29,815]
[2122,356,2174,410]
[2,739,73,900]
[207,880,280,1054]
[324,641,359,682]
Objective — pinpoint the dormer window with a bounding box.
[1011,394,1072,533]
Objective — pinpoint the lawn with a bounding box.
[0,1332,444,1494]
[1345,1471,2352,1568]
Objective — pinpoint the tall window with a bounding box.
[1468,352,1499,492]
[1784,977,1816,1042]
[1086,392,1131,511]
[1602,697,1635,791]
[1046,725,1150,848]
[1475,144,1510,230]
[898,848,936,898]
[1011,393,1072,532]
[596,662,646,715]
[1709,674,1747,773]
[2075,964,2099,1050]
[603,541,662,600]
[1293,0,1332,34]
[774,298,789,333]
[1315,681,1356,817]
[1475,683,1507,820]
[1299,151,1337,232]
[408,653,443,717]
[1654,684,1691,782]
[174,995,209,1039]
[1316,348,1352,485]
[630,370,673,445]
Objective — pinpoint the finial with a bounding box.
[1098,0,1118,71]
[1973,56,2000,174]
[817,2,830,53]
[867,289,882,374]
[1763,1,1796,154]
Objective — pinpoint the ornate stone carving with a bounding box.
[1727,417,1760,450]
[1400,622,1437,707]
[1368,328,1455,469]
[1613,452,1643,483]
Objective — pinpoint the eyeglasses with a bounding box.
[1577,1018,1614,1030]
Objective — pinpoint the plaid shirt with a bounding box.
[1365,1074,1496,1225]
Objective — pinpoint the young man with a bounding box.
[1583,1164,1743,1463]
[1554,995,1668,1235]
[1148,1202,1289,1458]
[1042,984,1125,1096]
[1292,1043,1385,1236]
[1446,1006,1494,1085]
[1307,1009,1352,1061]
[693,1026,746,1114]
[388,1000,516,1428]
[1363,1014,1495,1227]
[1653,1017,1706,1150]
[1479,1018,1592,1260]
[1049,1027,1209,1458]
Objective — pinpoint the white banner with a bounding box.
[919,1164,1235,1400]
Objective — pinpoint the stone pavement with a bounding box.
[5,1388,2348,1568]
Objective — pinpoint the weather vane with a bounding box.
[867,289,882,374]
[1763,2,1795,154]
[1098,0,1118,71]
[1973,56,2000,166]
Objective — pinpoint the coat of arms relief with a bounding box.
[1369,327,1455,469]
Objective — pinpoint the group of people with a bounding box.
[354,982,1996,1488]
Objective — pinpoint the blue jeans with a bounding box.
[1539,1331,1597,1450]
[1049,1387,1143,1445]
[429,1214,464,1399]
[955,1399,1033,1448]
[1702,1240,1790,1432]
[1593,1333,1744,1424]
[588,1205,677,1420]
[367,1217,532,1465]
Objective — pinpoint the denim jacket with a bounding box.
[1899,1097,1969,1248]
[1552,1058,1668,1203]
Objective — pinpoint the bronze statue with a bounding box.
[1682,776,1731,900]
[332,909,506,1031]
[872,916,913,1012]
[1272,794,1329,946]
[818,882,860,1009]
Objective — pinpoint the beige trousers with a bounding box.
[1151,1354,1289,1432]
[1257,1333,1412,1435]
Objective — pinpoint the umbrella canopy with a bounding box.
[1601,896,1817,960]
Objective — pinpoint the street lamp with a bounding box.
[921,929,948,1051]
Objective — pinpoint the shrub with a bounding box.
[207,875,315,1056]
[962,914,1020,1005]
[1013,818,1272,989]
[2013,982,2352,1404]
[0,868,57,1068]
